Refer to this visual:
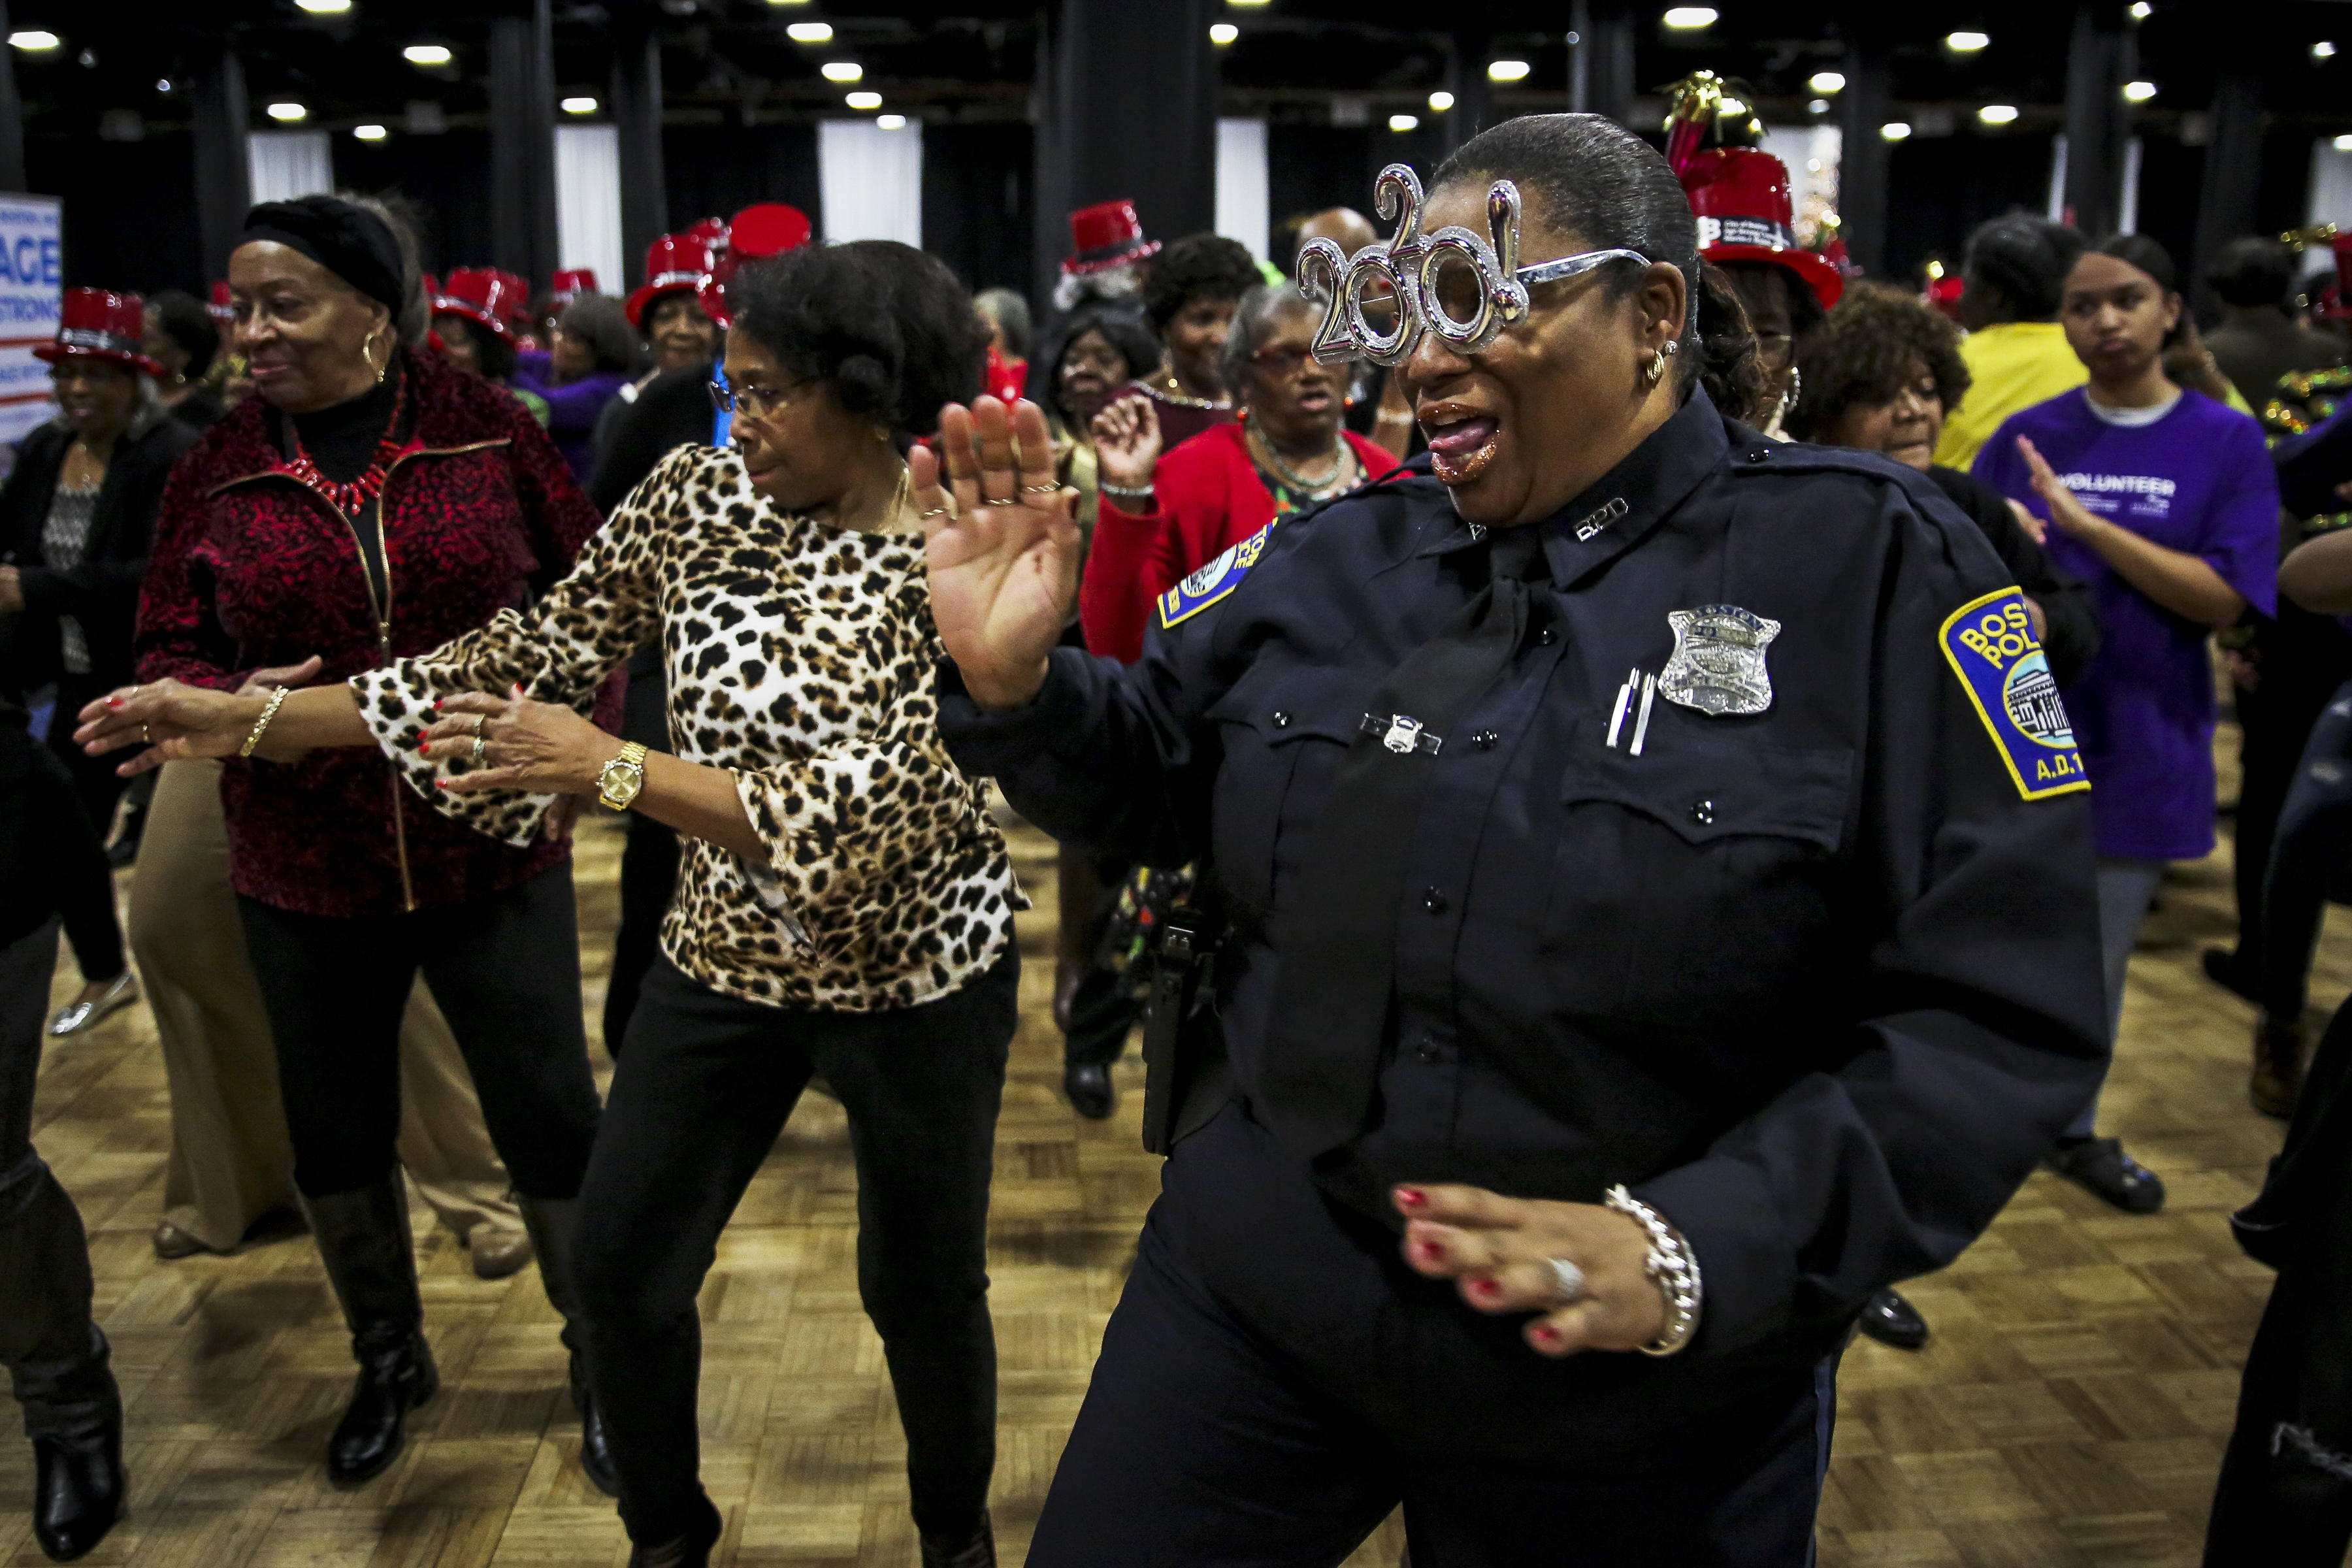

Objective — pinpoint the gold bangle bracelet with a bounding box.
[239,687,293,759]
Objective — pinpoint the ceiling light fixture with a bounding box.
[1428,90,1454,110]
[821,60,861,81]
[2128,1,2151,15]
[876,113,906,129]
[786,22,832,42]
[1976,103,2018,123]
[295,0,352,12]
[844,90,881,110]
[2122,79,2156,101]
[1808,71,1844,93]
[353,123,388,140]
[1946,31,1989,51]
[1808,98,1829,113]
[2336,133,2352,151]
[1389,112,1420,131]
[1881,122,1912,140]
[403,44,453,65]
[1209,22,1237,43]
[561,95,598,113]
[7,30,60,50]
[2316,41,2338,61]
[1662,7,1718,27]
[1486,59,1529,82]
[266,101,308,122]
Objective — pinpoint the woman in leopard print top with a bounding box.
[81,242,1022,1568]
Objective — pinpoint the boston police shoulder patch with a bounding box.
[1158,523,1274,630]
[1939,586,2089,801]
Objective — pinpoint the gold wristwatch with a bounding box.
[596,742,649,811]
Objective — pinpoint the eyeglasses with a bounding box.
[1247,344,1320,376]
[708,375,815,419]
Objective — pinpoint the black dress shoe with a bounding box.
[32,1430,123,1563]
[922,1512,996,1568]
[327,1324,437,1484]
[2202,946,2259,1004]
[2046,1135,2166,1215]
[576,1371,619,1497]
[1856,1288,1928,1350]
[1064,1061,1115,1120]
[628,1492,723,1568]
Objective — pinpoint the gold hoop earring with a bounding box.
[1646,338,1680,388]
[367,331,389,384]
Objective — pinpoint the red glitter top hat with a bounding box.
[699,203,813,329]
[626,231,717,327]
[432,267,521,342]
[549,268,598,304]
[1062,199,1159,278]
[1664,72,1844,312]
[36,287,161,376]
[207,281,235,325]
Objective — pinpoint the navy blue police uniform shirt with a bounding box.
[939,385,2108,1380]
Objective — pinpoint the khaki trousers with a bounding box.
[129,760,524,1253]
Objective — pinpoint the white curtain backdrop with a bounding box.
[1217,118,1269,263]
[247,132,333,206]
[555,123,627,299]
[821,120,923,246]
[2310,139,2352,231]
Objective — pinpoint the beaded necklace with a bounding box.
[281,372,410,516]
[1139,369,1230,413]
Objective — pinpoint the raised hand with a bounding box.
[2015,434,2100,540]
[73,679,267,776]
[914,396,1078,711]
[1090,394,1162,494]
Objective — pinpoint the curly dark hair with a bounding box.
[1030,299,1162,430]
[1141,232,1262,336]
[725,239,987,436]
[1782,280,1972,444]
[1963,214,2085,321]
[146,289,220,376]
[1691,263,1771,425]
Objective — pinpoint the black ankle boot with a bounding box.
[628,1492,723,1568]
[921,1512,996,1568]
[301,1176,436,1484]
[1,1158,125,1563]
[515,1196,618,1497]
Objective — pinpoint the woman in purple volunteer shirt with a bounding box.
[1976,234,2279,1214]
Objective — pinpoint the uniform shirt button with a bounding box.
[1472,729,1499,751]
[1417,1039,1443,1064]
[1536,625,1557,645]
[1271,710,1292,728]
[1746,448,1770,463]
[1690,798,1716,825]
[1422,887,1448,913]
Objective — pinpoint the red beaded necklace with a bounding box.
[280,372,411,516]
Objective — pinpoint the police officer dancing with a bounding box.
[919,112,2107,1565]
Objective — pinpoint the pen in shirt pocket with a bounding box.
[1605,667,1658,756]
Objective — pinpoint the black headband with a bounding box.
[238,196,406,314]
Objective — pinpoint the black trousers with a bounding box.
[47,673,131,843]
[2259,679,2352,1020]
[2230,607,2352,985]
[601,809,680,1056]
[0,919,118,1445]
[235,862,601,1200]
[1028,1102,1823,1568]
[574,949,1019,1545]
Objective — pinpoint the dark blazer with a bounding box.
[1,406,200,689]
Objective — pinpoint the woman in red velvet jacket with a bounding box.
[94,198,615,1497]
[1081,284,1405,664]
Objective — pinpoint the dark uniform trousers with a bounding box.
[943,389,2108,1566]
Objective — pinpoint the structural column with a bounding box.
[1445,28,1494,154]
[189,46,251,278]
[609,7,668,274]
[489,0,561,287]
[0,2,24,191]
[1569,0,1636,129]
[2190,63,2263,315]
[1032,0,1218,305]
[2062,1,2130,238]
[1837,37,1891,276]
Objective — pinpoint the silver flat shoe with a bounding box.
[48,973,139,1038]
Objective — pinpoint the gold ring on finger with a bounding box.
[474,715,487,735]
[1021,482,1061,495]
[919,506,951,520]
[985,496,1016,506]
[470,734,487,766]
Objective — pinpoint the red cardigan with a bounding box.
[137,350,612,918]
[1079,422,1401,663]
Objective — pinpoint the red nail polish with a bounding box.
[106,696,123,708]
[1531,1326,1559,1345]
[1396,1186,1426,1209]
[434,779,448,789]
[432,698,442,711]
[1415,1240,1443,1264]
[1471,1278,1501,1299]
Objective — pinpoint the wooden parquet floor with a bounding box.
[6,757,2329,1567]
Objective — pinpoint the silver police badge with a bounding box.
[1659,605,1780,717]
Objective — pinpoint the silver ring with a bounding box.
[1546,1258,1587,1305]
[1021,482,1062,495]
[470,734,487,765]
[985,495,1017,506]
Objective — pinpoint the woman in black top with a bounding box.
[142,289,228,431]
[1789,280,2101,685]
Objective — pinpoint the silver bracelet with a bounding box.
[1604,1184,1703,1357]
[1099,480,1154,502]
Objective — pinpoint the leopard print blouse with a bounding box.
[350,444,1022,1013]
